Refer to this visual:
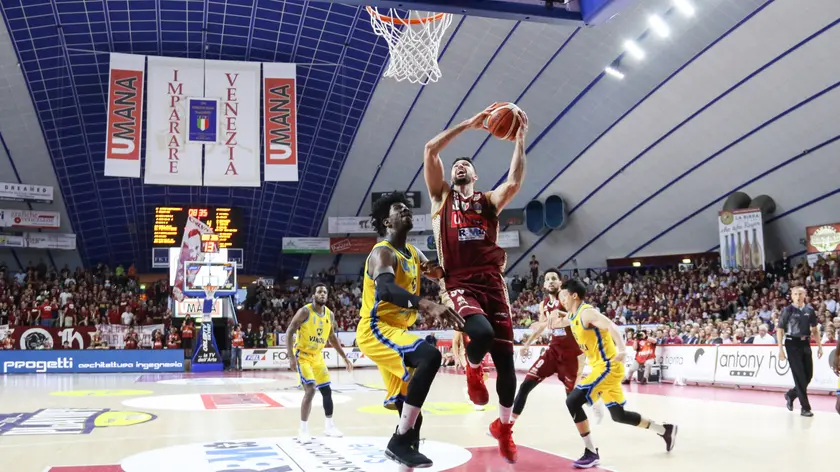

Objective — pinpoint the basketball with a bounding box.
[483,102,523,141]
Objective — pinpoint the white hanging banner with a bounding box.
[144,56,204,186]
[104,53,145,178]
[0,183,54,202]
[26,233,76,250]
[202,60,261,187]
[263,63,298,182]
[718,208,765,273]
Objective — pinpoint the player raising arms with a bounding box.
[356,192,465,468]
[560,279,677,469]
[424,104,527,462]
[286,284,353,444]
[496,269,605,432]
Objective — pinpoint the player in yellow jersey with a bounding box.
[559,278,677,469]
[286,283,353,444]
[357,192,464,469]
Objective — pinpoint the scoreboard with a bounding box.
[153,207,244,248]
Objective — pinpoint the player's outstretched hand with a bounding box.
[422,300,465,330]
[466,104,497,129]
[288,355,297,373]
[344,358,354,373]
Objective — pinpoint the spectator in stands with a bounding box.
[752,324,776,344]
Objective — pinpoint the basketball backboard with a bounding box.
[182,261,236,298]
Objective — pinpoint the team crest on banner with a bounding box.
[187,99,219,143]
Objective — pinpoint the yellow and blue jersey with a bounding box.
[360,240,420,330]
[293,303,332,356]
[568,303,618,369]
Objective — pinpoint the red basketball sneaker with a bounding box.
[466,363,489,406]
[492,419,518,463]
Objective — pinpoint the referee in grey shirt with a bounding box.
[776,286,823,417]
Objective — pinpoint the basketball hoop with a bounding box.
[366,6,453,85]
[203,284,218,300]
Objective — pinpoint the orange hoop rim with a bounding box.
[366,6,448,25]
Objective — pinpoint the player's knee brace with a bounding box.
[319,386,334,417]
[513,378,540,415]
[463,315,495,362]
[607,405,642,426]
[565,388,588,423]
[403,342,442,407]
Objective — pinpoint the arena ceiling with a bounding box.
[0,0,838,277]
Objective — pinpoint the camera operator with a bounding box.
[623,330,658,384]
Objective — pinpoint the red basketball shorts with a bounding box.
[441,271,513,352]
[526,343,580,393]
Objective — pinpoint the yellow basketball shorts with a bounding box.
[576,361,626,407]
[357,318,424,409]
[295,350,331,388]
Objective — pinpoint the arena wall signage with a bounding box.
[0,350,184,374]
[0,325,165,350]
[513,344,837,392]
[0,209,60,229]
[0,182,54,203]
[240,347,377,370]
[805,223,840,254]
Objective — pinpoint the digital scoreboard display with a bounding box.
[153,207,243,248]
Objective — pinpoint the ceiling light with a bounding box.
[673,0,695,17]
[623,40,645,60]
[605,67,625,79]
[648,15,670,37]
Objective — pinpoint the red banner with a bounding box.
[10,326,98,350]
[806,224,840,254]
[330,237,377,254]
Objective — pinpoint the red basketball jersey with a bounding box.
[433,190,506,274]
[544,297,579,351]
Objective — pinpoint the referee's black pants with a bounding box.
[784,338,813,411]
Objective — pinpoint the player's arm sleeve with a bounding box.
[368,245,423,309]
[375,273,423,309]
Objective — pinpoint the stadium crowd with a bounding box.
[2,250,839,350]
[248,252,840,346]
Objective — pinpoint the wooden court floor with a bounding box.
[0,368,836,472]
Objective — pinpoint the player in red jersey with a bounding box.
[424,105,527,463]
[494,270,604,437]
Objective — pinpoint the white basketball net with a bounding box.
[366,7,453,85]
[203,284,218,300]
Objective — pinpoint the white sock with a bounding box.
[300,420,308,432]
[325,417,335,428]
[582,432,595,452]
[647,421,666,434]
[468,361,480,369]
[499,405,512,424]
[397,404,421,435]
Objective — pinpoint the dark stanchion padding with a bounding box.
[544,195,567,230]
[525,199,545,235]
[749,195,776,218]
[722,191,751,211]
